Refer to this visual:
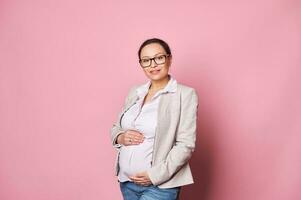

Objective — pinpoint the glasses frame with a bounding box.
[139,54,171,68]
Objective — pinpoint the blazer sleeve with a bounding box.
[110,86,137,149]
[147,88,199,185]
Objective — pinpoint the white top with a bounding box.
[118,75,177,182]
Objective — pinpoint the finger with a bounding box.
[126,136,136,143]
[126,137,133,143]
[136,180,151,186]
[124,139,132,146]
[140,181,151,186]
[137,182,148,186]
[133,177,148,183]
[128,130,144,136]
[129,176,145,182]
[133,173,144,177]
[129,176,141,181]
[127,129,139,134]
[131,177,151,186]
[125,136,143,145]
[134,180,147,185]
[131,137,143,143]
[127,139,141,146]
[132,135,144,140]
[128,132,144,140]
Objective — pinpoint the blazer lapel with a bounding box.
[118,95,139,127]
[124,96,138,111]
[152,92,173,163]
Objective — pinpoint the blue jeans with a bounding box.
[119,181,181,200]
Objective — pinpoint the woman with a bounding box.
[110,38,198,200]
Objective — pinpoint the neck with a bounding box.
[149,75,170,91]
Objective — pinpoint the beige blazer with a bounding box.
[110,82,199,188]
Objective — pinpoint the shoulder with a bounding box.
[176,83,199,109]
[177,83,195,92]
[177,83,198,98]
[125,83,144,99]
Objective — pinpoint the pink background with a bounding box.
[1,0,300,199]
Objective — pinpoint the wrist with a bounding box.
[117,132,124,144]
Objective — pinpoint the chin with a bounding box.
[149,74,164,80]
[151,75,162,80]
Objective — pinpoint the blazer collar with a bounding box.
[136,74,177,99]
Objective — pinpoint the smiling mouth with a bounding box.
[150,69,161,74]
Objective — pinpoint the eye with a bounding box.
[141,59,150,63]
[156,55,165,60]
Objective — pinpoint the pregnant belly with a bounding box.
[119,139,154,176]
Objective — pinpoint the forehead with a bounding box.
[140,43,166,58]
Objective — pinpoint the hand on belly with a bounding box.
[119,139,154,176]
[129,171,152,186]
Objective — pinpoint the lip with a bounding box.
[150,69,161,74]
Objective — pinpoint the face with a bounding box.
[139,43,172,81]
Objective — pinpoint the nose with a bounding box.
[150,59,157,68]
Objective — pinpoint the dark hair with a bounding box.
[138,38,172,60]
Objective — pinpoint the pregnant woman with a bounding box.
[110,38,199,200]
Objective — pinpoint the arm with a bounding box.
[110,86,137,149]
[147,89,199,185]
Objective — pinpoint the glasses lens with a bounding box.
[140,58,151,67]
[154,55,166,65]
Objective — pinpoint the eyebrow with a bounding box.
[141,53,165,59]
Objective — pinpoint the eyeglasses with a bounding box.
[139,54,171,68]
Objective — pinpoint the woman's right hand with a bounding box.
[117,130,145,146]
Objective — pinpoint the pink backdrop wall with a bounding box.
[1,0,300,199]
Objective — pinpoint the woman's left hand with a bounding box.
[129,171,152,186]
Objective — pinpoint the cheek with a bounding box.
[162,65,169,72]
[143,69,151,76]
